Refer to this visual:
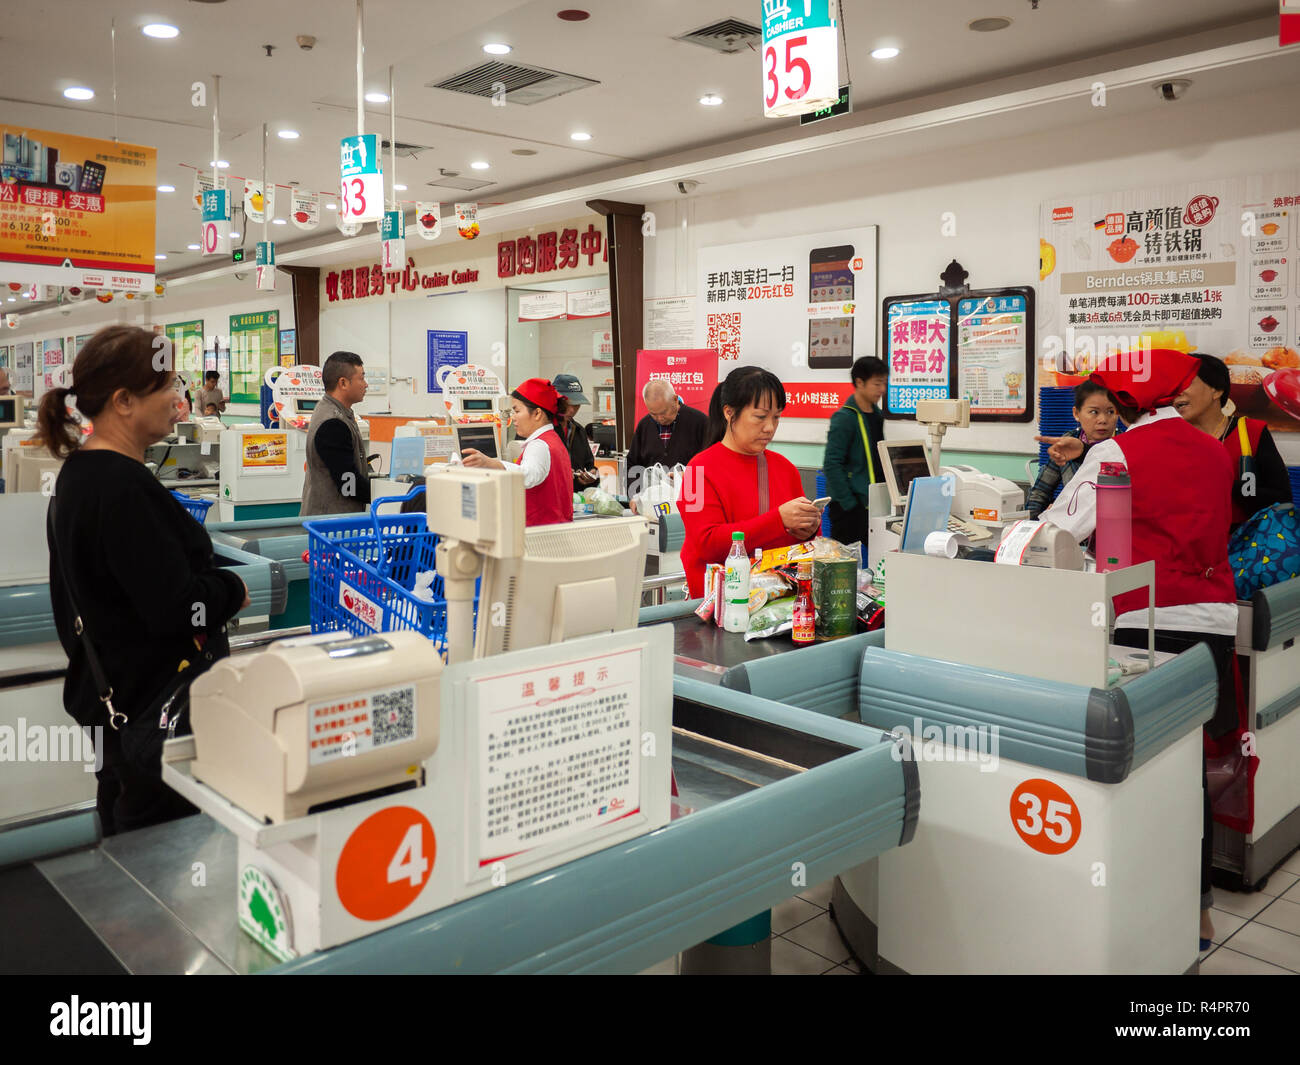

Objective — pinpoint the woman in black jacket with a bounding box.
[38,326,249,836]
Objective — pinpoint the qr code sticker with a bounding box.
[371,686,416,747]
[706,312,742,361]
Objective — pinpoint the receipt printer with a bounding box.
[940,465,1027,525]
[190,630,442,823]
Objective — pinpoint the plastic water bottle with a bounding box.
[723,531,751,633]
[1095,461,1132,572]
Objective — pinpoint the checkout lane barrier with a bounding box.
[304,490,478,652]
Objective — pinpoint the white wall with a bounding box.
[644,83,1300,466]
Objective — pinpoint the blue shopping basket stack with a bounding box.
[304,488,477,653]
[171,489,214,523]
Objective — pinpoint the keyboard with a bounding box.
[948,516,993,542]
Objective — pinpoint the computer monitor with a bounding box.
[878,439,936,511]
[455,423,498,459]
[589,422,617,456]
[473,517,649,658]
[0,394,23,431]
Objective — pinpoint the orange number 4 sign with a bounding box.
[1010,778,1081,855]
[336,806,436,921]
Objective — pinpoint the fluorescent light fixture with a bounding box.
[187,243,200,250]
[470,160,490,170]
[155,254,167,260]
[698,93,723,106]
[64,87,94,101]
[570,131,592,141]
[871,46,900,59]
[277,129,300,139]
[483,43,512,55]
[157,184,175,193]
[142,23,179,39]
[365,91,390,103]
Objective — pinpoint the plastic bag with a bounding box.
[582,486,624,517]
[745,596,796,641]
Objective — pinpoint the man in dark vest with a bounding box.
[302,351,370,515]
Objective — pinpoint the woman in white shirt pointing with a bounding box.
[461,377,574,526]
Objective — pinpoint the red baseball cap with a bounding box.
[1089,348,1199,413]
[512,377,561,415]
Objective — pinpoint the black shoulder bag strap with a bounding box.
[47,497,127,730]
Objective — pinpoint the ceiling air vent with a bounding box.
[425,175,494,193]
[674,18,761,54]
[381,140,434,159]
[427,61,598,106]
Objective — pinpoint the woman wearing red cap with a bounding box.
[461,377,574,527]
[1040,348,1237,952]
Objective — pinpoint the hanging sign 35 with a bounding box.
[760,0,841,119]
[339,134,383,223]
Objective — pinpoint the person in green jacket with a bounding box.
[823,356,887,551]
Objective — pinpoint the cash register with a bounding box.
[877,440,993,542]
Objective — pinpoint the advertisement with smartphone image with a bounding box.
[0,125,157,291]
[696,226,877,440]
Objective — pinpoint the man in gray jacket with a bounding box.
[301,351,370,515]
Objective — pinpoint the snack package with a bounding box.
[695,562,722,623]
[751,570,795,599]
[745,596,796,641]
[710,563,726,628]
[752,542,816,574]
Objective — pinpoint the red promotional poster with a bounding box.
[1284,1,1300,46]
[634,349,718,426]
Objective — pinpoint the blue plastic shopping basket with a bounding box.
[305,487,476,652]
[170,489,214,523]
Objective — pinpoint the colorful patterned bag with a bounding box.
[1228,503,1300,600]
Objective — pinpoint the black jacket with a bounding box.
[626,403,709,484]
[49,449,246,729]
[559,418,596,492]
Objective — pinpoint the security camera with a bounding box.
[675,179,699,195]
[1154,79,1191,102]
[297,35,316,51]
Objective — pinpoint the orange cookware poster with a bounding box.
[0,125,157,291]
[240,432,288,474]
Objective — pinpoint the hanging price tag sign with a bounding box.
[255,241,276,291]
[200,187,230,256]
[339,133,383,223]
[381,209,406,270]
[760,0,840,119]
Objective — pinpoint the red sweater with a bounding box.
[680,442,805,598]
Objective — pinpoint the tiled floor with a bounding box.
[640,848,1300,975]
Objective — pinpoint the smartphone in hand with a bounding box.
[812,496,832,509]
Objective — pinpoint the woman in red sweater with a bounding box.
[680,367,822,597]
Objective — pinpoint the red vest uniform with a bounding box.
[1112,416,1236,616]
[524,428,574,527]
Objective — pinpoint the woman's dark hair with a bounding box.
[37,325,173,459]
[705,366,786,448]
[1194,353,1230,408]
[511,389,571,434]
[1073,380,1110,408]
[1105,391,1141,428]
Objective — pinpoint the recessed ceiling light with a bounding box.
[570,131,592,141]
[230,231,241,239]
[6,298,13,302]
[272,218,286,225]
[969,16,1012,32]
[155,253,167,260]
[325,203,337,210]
[557,9,590,21]
[187,243,200,250]
[871,46,900,59]
[393,183,407,191]
[699,93,723,106]
[470,160,490,170]
[483,43,512,55]
[157,184,176,193]
[63,87,94,101]
[142,23,179,39]
[365,92,390,103]
[277,129,299,140]
[210,160,229,168]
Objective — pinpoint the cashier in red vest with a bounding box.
[461,377,574,526]
[679,366,822,598]
[1039,348,1236,948]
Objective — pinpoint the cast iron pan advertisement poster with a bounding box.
[1039,171,1300,432]
[696,227,878,441]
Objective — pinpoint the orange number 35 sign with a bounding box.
[1010,778,1081,855]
